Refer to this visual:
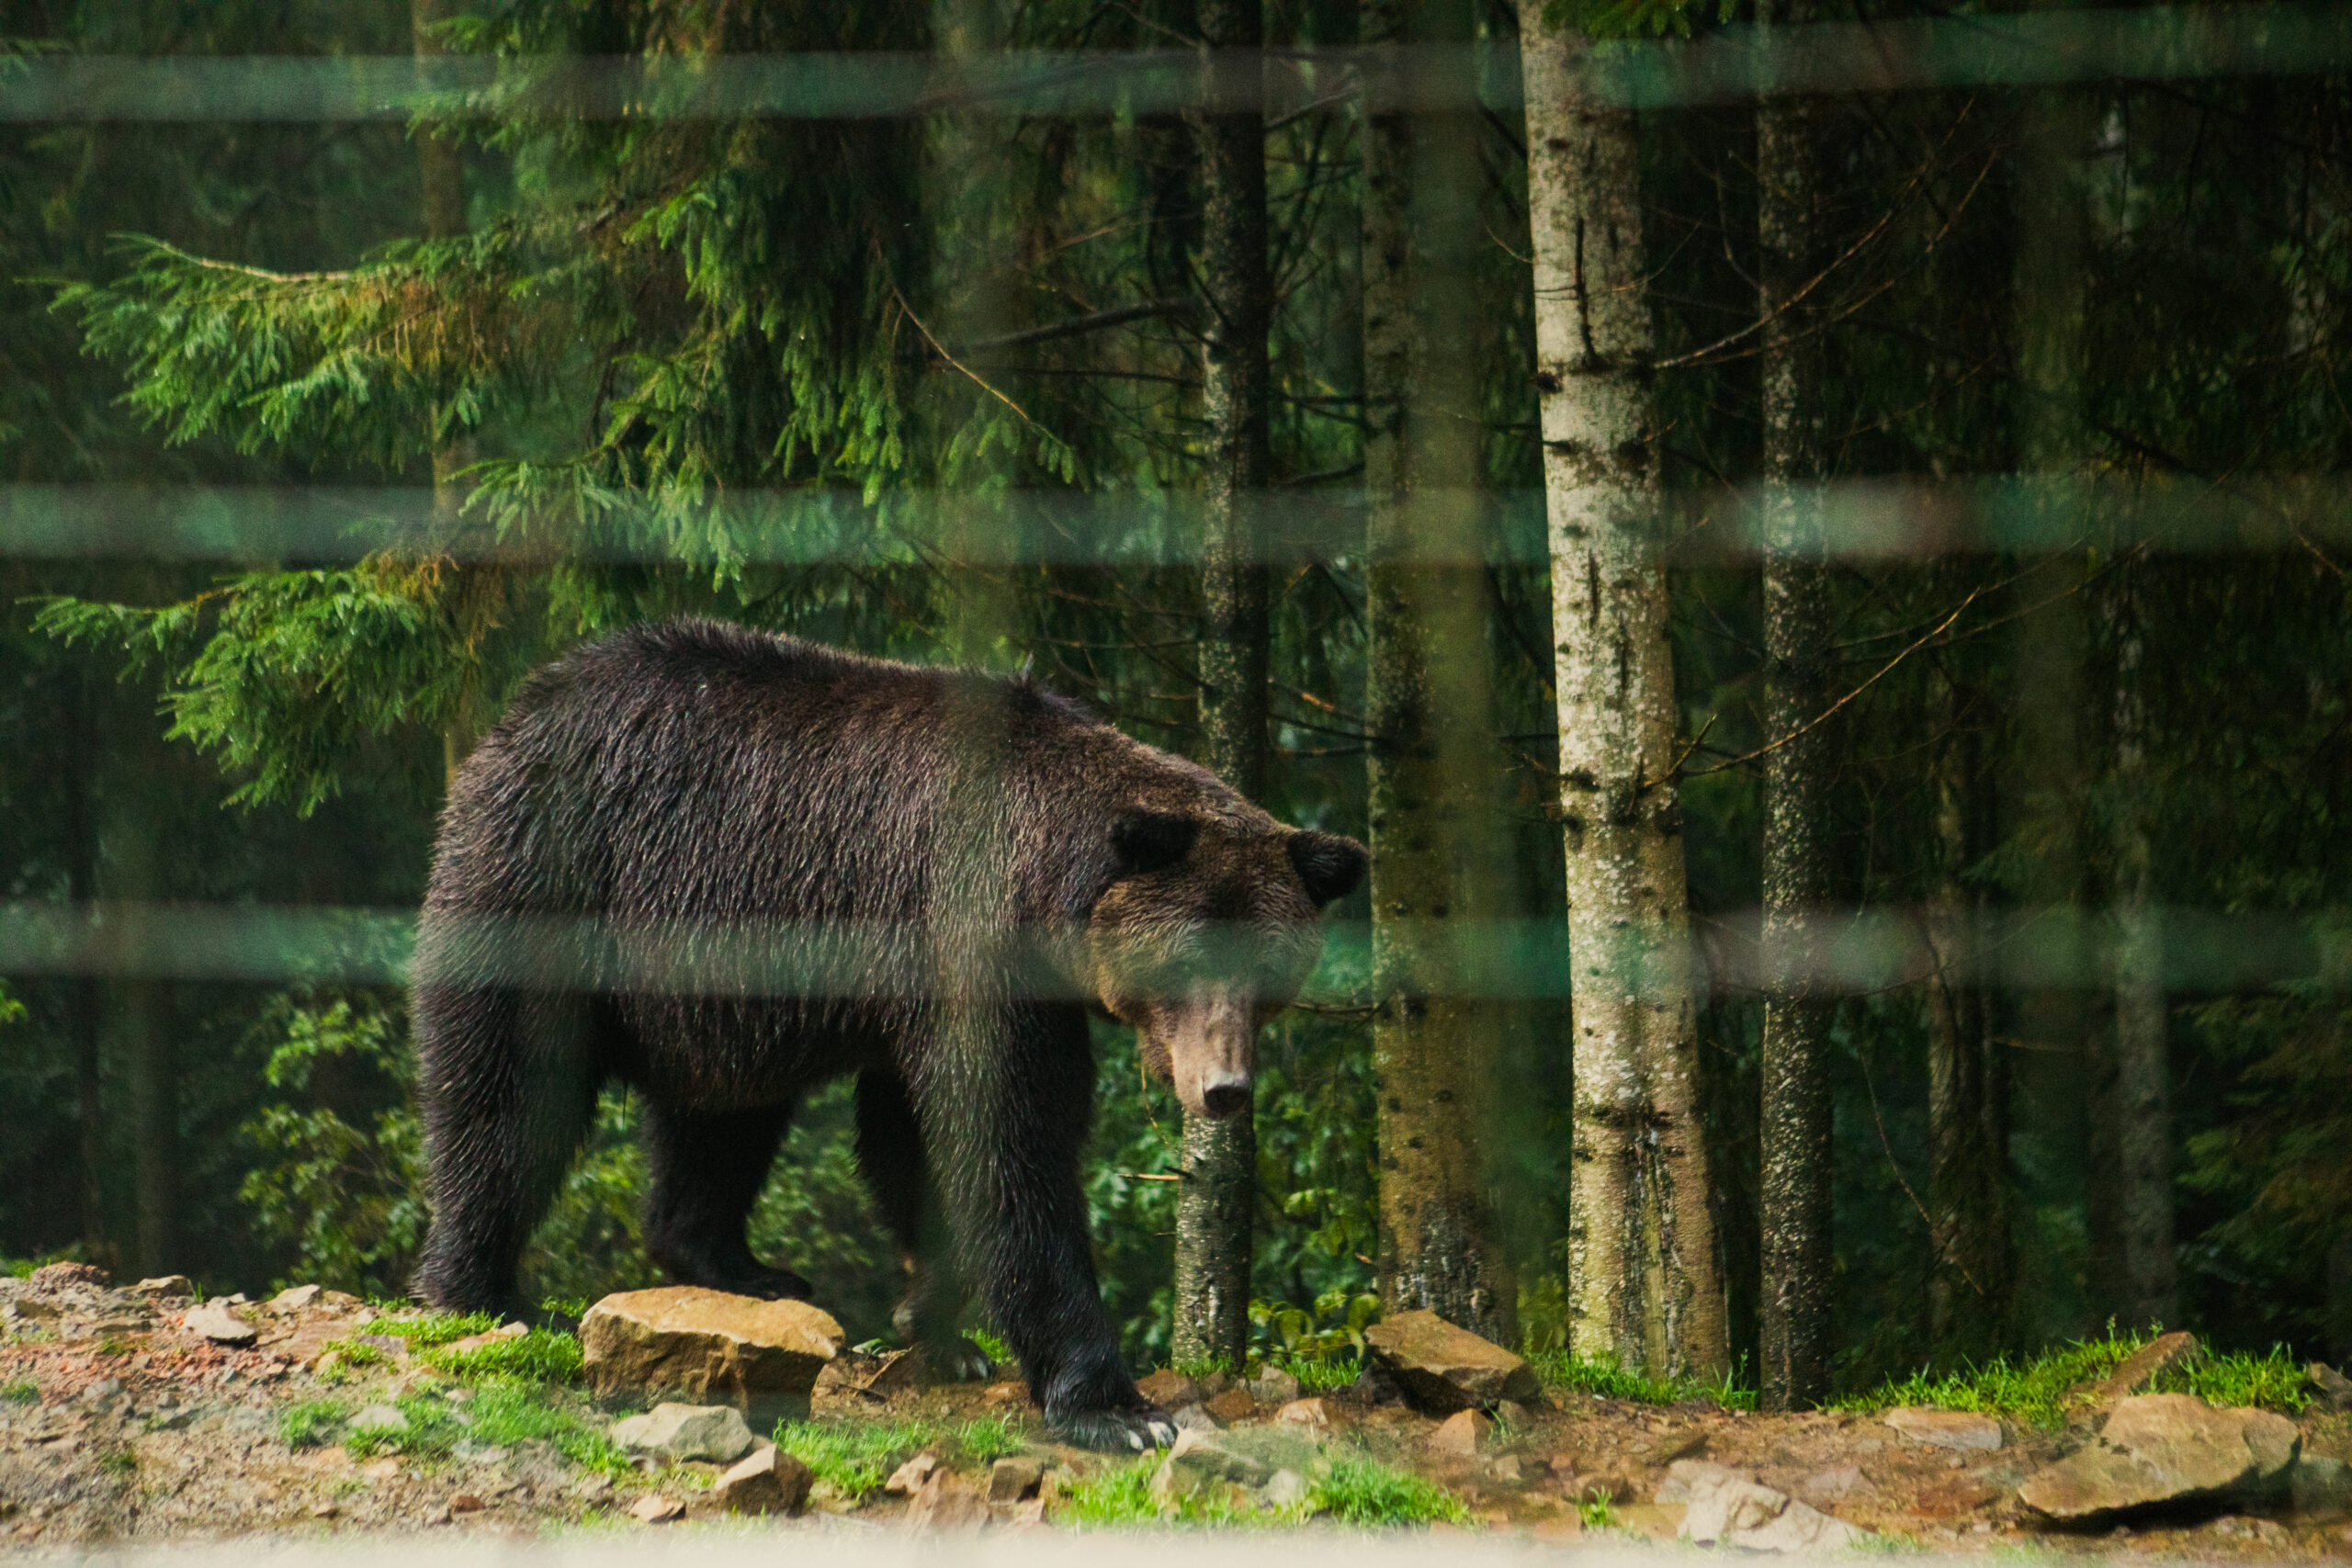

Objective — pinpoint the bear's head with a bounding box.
[1087,807,1367,1118]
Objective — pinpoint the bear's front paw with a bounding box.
[1046,1403,1178,1453]
[925,1336,994,1383]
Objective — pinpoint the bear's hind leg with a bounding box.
[414,987,601,1317]
[641,1101,812,1300]
[854,1069,992,1381]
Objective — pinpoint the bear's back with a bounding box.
[432,619,1178,928]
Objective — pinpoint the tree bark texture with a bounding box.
[2105,559,2177,1329]
[1518,0,1727,1378]
[2012,80,2106,1334]
[63,666,107,1261]
[1173,0,1272,1371]
[1925,649,2009,1356]
[1363,0,1515,1344]
[417,0,489,787]
[1754,24,1835,1410]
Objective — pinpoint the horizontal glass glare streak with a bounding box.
[1,5,2348,123]
[3,479,2348,564]
[0,903,2333,997]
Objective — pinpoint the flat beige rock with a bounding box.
[1362,1309,1538,1414]
[1885,1406,2004,1450]
[580,1287,842,1404]
[2018,1393,2301,1522]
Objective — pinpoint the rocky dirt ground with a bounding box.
[4,1264,2349,1560]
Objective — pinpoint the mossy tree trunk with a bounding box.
[1518,0,1726,1378]
[1755,7,1835,1409]
[1363,0,1515,1344]
[1173,0,1272,1372]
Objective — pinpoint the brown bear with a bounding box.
[410,618,1365,1450]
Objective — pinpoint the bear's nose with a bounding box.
[1200,1072,1251,1119]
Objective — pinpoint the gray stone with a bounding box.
[1152,1425,1326,1505]
[1681,1468,1871,1553]
[183,1300,257,1346]
[2018,1393,2301,1522]
[1261,1468,1311,1508]
[906,1469,988,1530]
[349,1404,409,1436]
[1246,1366,1301,1407]
[713,1444,811,1516]
[269,1284,323,1312]
[2311,1362,2352,1415]
[2290,1455,2352,1519]
[132,1276,193,1298]
[1655,1460,1747,1503]
[1362,1309,1538,1414]
[988,1454,1046,1502]
[1885,1407,2004,1450]
[608,1402,757,1464]
[884,1452,939,1495]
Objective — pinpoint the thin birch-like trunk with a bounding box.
[1754,12,1833,1407]
[1518,0,1726,1376]
[1364,0,1514,1342]
[1173,0,1272,1371]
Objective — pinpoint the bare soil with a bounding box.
[4,1274,2348,1558]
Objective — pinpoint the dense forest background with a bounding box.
[1,0,2347,1399]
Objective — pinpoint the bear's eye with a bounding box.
[1111,809,1195,877]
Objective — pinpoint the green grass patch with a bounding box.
[1836,1327,2311,1428]
[1274,1356,1363,1394]
[279,1398,350,1449]
[771,1414,1025,1501]
[358,1310,503,1348]
[1310,1457,1472,1528]
[1048,1457,1259,1528]
[99,1446,137,1476]
[1529,1350,1757,1411]
[318,1338,392,1371]
[334,1380,631,1474]
[424,1327,583,1382]
[2,1379,39,1405]
[1052,1457,1163,1527]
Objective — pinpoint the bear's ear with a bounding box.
[1287,830,1369,907]
[1111,809,1197,878]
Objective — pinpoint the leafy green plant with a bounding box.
[1576,1490,1618,1530]
[1308,1458,1471,1528]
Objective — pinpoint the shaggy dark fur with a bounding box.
[411,618,1364,1450]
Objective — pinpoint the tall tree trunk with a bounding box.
[1754,12,1834,1409]
[2012,78,2103,1335]
[1173,0,1272,1371]
[103,725,174,1278]
[1363,0,1515,1343]
[1926,648,2007,1356]
[1518,0,1726,1377]
[415,0,489,786]
[2106,560,2177,1329]
[63,663,107,1263]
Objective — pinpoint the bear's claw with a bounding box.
[1047,1404,1178,1453]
